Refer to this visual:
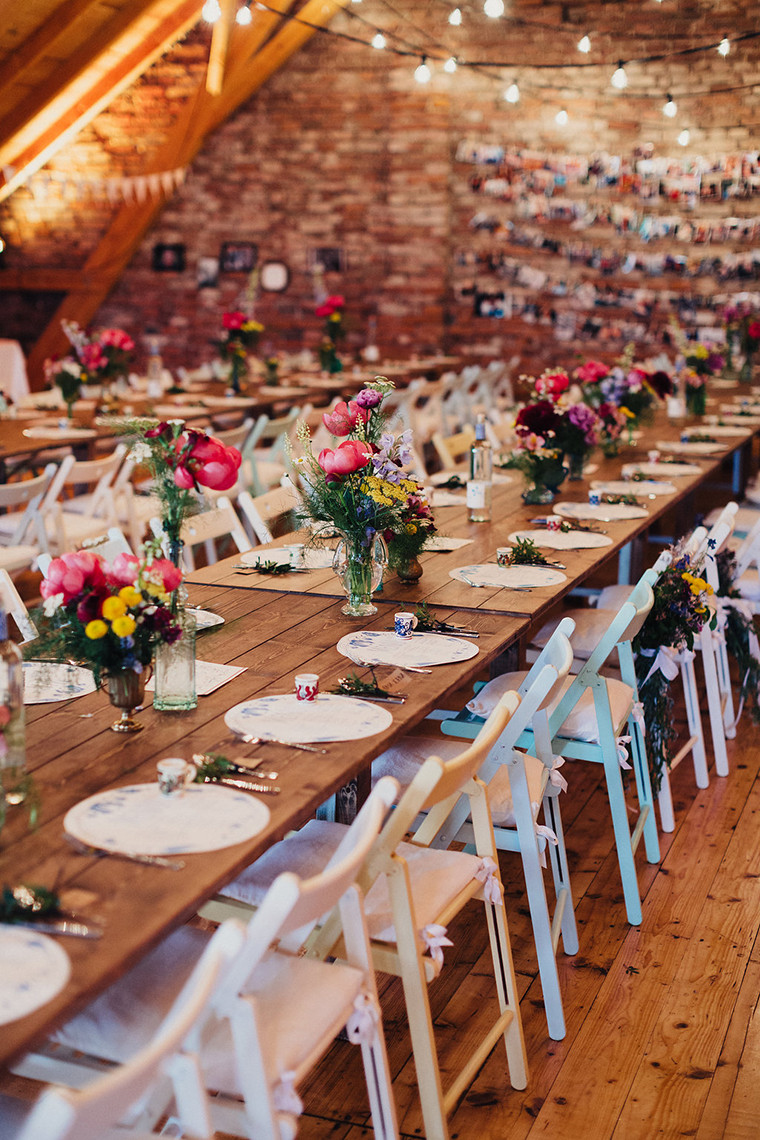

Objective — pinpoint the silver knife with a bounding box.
[9,919,103,939]
[202,775,281,795]
[341,693,406,704]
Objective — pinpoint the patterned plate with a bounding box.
[621,461,703,478]
[590,479,677,497]
[23,662,96,704]
[224,693,393,743]
[0,928,71,1027]
[449,563,567,588]
[681,425,748,437]
[64,784,270,856]
[507,528,613,550]
[190,609,225,631]
[655,439,728,456]
[553,501,649,522]
[337,629,479,668]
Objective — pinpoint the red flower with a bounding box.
[535,371,570,401]
[575,360,609,385]
[317,440,372,479]
[172,431,242,491]
[222,311,246,331]
[322,400,368,436]
[515,400,561,439]
[748,320,760,341]
[99,328,135,352]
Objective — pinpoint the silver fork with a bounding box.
[236,733,328,754]
[349,655,432,675]
[459,572,532,591]
[65,834,185,870]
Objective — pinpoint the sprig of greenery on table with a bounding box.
[251,560,299,575]
[331,671,395,700]
[498,538,550,566]
[0,884,60,923]
[686,433,716,443]
[602,493,640,506]
[192,753,234,781]
[413,602,462,633]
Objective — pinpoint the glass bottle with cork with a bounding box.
[467,413,493,523]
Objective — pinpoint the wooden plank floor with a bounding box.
[289,689,760,1140]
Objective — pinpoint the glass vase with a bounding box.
[686,386,707,417]
[153,608,197,711]
[333,534,387,617]
[740,351,754,384]
[566,452,586,481]
[395,554,423,585]
[106,668,149,733]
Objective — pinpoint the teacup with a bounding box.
[647,449,661,464]
[495,548,512,567]
[546,516,562,531]
[157,757,197,796]
[394,612,418,638]
[588,490,601,507]
[295,673,319,701]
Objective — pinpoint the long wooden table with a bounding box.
[0,588,525,1069]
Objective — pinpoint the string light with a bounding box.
[448,7,462,25]
[483,0,505,18]
[663,94,677,118]
[414,56,432,83]
[236,3,252,26]
[718,36,730,57]
[577,34,591,54]
[371,32,386,49]
[555,109,569,125]
[678,128,690,146]
[201,0,221,23]
[504,82,520,103]
[0,235,5,253]
[611,61,628,89]
[444,56,458,73]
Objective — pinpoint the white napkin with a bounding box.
[146,660,246,696]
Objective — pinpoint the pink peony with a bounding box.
[321,400,367,436]
[147,558,183,594]
[106,553,140,587]
[748,320,760,341]
[575,360,609,385]
[0,705,11,727]
[99,328,134,352]
[172,432,241,491]
[535,371,570,401]
[80,344,107,372]
[317,439,373,479]
[40,550,106,603]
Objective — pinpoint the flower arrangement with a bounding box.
[264,356,280,385]
[596,400,628,457]
[129,421,241,566]
[683,368,708,416]
[216,310,264,392]
[725,306,760,382]
[633,546,715,791]
[44,320,135,396]
[684,343,725,378]
[32,550,183,686]
[292,380,436,610]
[45,358,81,418]
[715,548,760,725]
[576,348,672,429]
[504,429,567,505]
[515,369,600,477]
[316,294,345,374]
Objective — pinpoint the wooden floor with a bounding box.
[291,694,760,1140]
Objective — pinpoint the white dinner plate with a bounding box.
[64,783,270,855]
[655,439,727,456]
[23,662,96,704]
[424,535,474,551]
[449,564,567,588]
[553,501,649,522]
[337,629,479,668]
[190,608,224,631]
[22,426,97,440]
[427,470,513,486]
[681,425,748,438]
[621,461,703,478]
[717,414,760,425]
[224,693,393,743]
[0,928,71,1027]
[507,528,613,550]
[590,479,677,497]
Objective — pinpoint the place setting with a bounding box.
[507,523,613,550]
[590,478,677,498]
[234,543,336,574]
[23,661,97,704]
[337,613,480,670]
[552,498,650,522]
[655,438,729,457]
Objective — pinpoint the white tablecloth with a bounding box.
[0,340,30,403]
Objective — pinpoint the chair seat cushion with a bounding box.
[220,820,485,944]
[372,735,547,826]
[737,570,760,601]
[531,609,611,660]
[466,671,634,742]
[0,544,39,572]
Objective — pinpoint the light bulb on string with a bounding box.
[577,34,591,54]
[0,235,5,254]
[444,57,458,74]
[555,109,568,126]
[483,0,505,18]
[504,82,519,104]
[236,3,252,25]
[449,6,462,25]
[678,129,690,146]
[718,36,730,57]
[414,57,432,84]
[371,32,386,50]
[663,94,677,118]
[611,61,628,89]
[202,0,221,23]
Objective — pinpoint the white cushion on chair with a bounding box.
[372,735,547,826]
[466,671,634,742]
[531,609,611,659]
[737,570,760,601]
[221,820,486,944]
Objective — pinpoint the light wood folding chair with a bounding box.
[431,424,475,471]
[236,482,302,545]
[0,464,57,572]
[0,568,37,643]
[151,496,251,571]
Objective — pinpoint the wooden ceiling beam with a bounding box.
[0,0,101,89]
[26,0,351,383]
[206,0,238,96]
[0,0,201,203]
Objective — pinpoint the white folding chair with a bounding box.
[0,464,57,572]
[3,919,245,1140]
[37,528,134,578]
[236,482,302,546]
[240,409,302,495]
[150,497,251,571]
[0,568,37,643]
[49,445,128,553]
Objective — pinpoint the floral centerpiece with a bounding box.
[596,401,628,457]
[316,294,345,374]
[514,369,599,480]
[633,546,714,791]
[682,368,708,417]
[31,550,182,732]
[292,380,437,613]
[44,358,81,419]
[715,548,760,724]
[216,310,264,393]
[44,320,135,407]
[576,349,672,435]
[724,304,760,381]
[504,430,567,505]
[264,356,280,385]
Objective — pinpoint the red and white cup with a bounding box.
[295,673,319,702]
[546,516,562,531]
[648,449,660,464]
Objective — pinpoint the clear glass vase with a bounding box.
[153,609,197,711]
[333,534,387,617]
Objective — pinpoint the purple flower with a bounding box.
[355,388,383,410]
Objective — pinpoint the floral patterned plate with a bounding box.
[553,501,649,522]
[23,662,96,704]
[0,928,71,1026]
[590,479,677,497]
[337,629,479,668]
[449,564,567,588]
[224,693,393,743]
[621,461,703,478]
[507,528,613,550]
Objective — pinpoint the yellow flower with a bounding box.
[619,406,636,419]
[694,344,708,359]
[102,596,127,621]
[111,615,137,638]
[406,523,417,535]
[119,586,143,609]
[85,619,108,640]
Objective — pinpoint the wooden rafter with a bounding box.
[26,0,352,383]
[206,0,238,96]
[0,0,202,204]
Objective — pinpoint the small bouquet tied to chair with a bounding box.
[291,378,437,615]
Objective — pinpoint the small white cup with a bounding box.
[295,673,319,701]
[647,449,661,465]
[495,548,512,567]
[157,757,197,796]
[394,612,418,638]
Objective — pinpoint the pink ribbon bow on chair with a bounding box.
[474,856,504,906]
[421,923,454,977]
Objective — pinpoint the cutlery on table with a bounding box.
[343,692,406,704]
[459,573,532,591]
[234,733,328,754]
[200,775,281,795]
[231,563,311,574]
[390,626,479,638]
[7,918,103,939]
[349,656,432,674]
[65,834,185,870]
[192,754,278,781]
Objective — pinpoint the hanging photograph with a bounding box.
[219,241,258,274]
[311,247,345,273]
[197,256,219,289]
[152,243,186,272]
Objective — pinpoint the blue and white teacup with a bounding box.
[394,612,418,638]
[588,490,601,507]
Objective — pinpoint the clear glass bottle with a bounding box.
[0,605,26,805]
[467,414,493,523]
[153,608,197,711]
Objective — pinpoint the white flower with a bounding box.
[42,592,64,616]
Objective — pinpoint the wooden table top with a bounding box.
[0,586,525,1068]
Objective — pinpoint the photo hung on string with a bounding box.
[220,242,258,274]
[152,243,186,272]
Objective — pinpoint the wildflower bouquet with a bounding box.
[216,310,264,392]
[715,548,760,725]
[316,294,345,374]
[683,368,708,416]
[633,546,715,791]
[44,320,135,396]
[32,550,183,685]
[576,348,671,429]
[515,369,599,477]
[292,379,436,611]
[596,400,628,457]
[504,429,567,505]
